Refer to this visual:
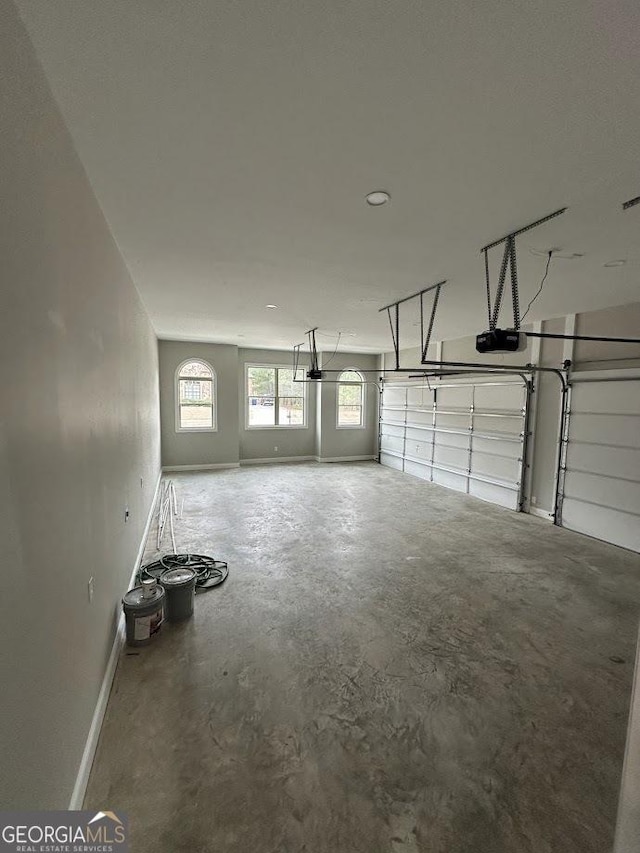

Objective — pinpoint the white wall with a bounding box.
[316,352,379,460]
[0,0,161,808]
[238,348,316,461]
[158,341,239,468]
[158,345,379,465]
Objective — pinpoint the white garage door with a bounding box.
[559,375,640,552]
[379,377,529,511]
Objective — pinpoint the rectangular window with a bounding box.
[246,365,306,428]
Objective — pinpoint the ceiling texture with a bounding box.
[16,0,640,353]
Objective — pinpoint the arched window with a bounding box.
[337,369,365,428]
[175,359,216,431]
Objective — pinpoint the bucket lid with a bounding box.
[160,567,197,587]
[123,584,164,607]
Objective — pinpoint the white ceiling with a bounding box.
[16,0,640,353]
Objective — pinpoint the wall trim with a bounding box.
[529,506,553,521]
[315,455,375,463]
[162,462,240,472]
[240,456,315,466]
[69,468,162,809]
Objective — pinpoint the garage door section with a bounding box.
[380,378,529,511]
[559,376,640,552]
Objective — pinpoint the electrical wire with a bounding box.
[521,252,553,322]
[139,554,229,591]
[322,331,342,367]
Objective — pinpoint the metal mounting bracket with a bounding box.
[378,281,447,370]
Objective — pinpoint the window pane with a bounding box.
[279,397,304,425]
[340,370,362,383]
[248,366,275,397]
[180,404,213,429]
[338,382,362,407]
[180,378,212,404]
[277,368,302,398]
[248,397,276,426]
[179,360,212,378]
[338,405,362,426]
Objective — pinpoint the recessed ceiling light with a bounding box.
[365,190,390,207]
[265,304,278,309]
[603,259,627,267]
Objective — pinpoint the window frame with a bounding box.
[245,363,308,430]
[174,358,217,433]
[336,368,366,430]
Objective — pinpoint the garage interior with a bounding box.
[2,1,640,851]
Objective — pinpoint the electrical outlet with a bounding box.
[88,577,94,603]
[531,496,537,506]
[274,446,278,452]
[140,477,144,489]
[124,506,130,523]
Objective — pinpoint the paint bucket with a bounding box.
[160,567,197,622]
[122,582,165,646]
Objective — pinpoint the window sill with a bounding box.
[245,424,309,430]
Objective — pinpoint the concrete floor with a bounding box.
[86,462,640,852]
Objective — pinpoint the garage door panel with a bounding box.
[435,431,469,450]
[433,445,468,470]
[433,467,467,492]
[381,422,404,439]
[437,386,472,408]
[380,378,527,513]
[404,410,432,427]
[404,459,432,481]
[473,436,521,458]
[379,451,403,471]
[406,386,435,408]
[381,409,405,427]
[473,414,523,436]
[406,425,433,442]
[474,384,524,411]
[565,442,640,480]
[469,479,518,510]
[563,470,640,513]
[380,434,404,454]
[471,451,520,483]
[405,438,432,461]
[571,381,640,415]
[569,414,640,448]
[562,499,640,552]
[561,377,640,552]
[477,426,524,443]
[382,387,406,407]
[436,413,470,431]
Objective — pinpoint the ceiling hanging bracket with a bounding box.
[379,281,447,370]
[478,206,566,352]
[306,328,322,379]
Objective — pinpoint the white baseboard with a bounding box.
[162,462,240,472]
[240,455,315,466]
[529,506,553,521]
[68,469,163,809]
[315,455,375,463]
